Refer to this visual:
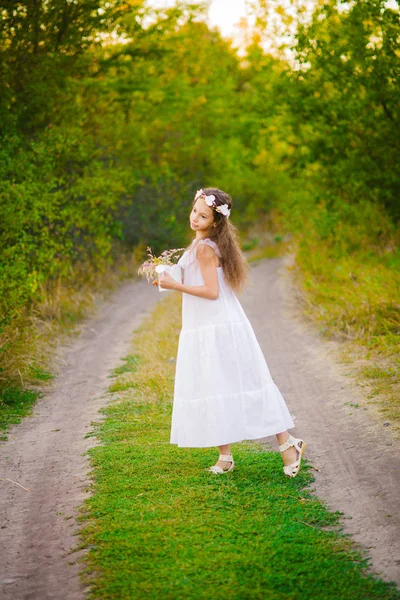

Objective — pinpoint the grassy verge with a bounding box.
[244,209,400,433]
[289,239,400,432]
[78,291,399,600]
[0,250,142,440]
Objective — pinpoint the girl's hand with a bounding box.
[158,271,177,290]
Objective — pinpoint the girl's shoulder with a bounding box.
[178,237,222,268]
[195,237,222,257]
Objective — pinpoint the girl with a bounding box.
[159,187,306,477]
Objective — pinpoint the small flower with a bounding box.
[195,189,204,200]
[193,189,231,218]
[204,195,216,207]
[215,203,230,217]
[138,245,185,282]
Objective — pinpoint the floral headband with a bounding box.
[194,189,231,218]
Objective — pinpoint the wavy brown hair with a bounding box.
[189,187,250,293]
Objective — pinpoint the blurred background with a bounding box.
[0,0,399,413]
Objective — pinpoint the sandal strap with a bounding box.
[219,454,233,461]
[284,462,300,477]
[279,435,294,452]
[279,435,303,453]
[282,440,307,478]
[209,465,224,474]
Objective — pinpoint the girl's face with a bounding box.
[190,197,215,233]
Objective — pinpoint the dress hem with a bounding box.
[169,423,295,448]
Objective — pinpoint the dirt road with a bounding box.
[0,279,162,599]
[0,258,399,599]
[244,257,400,586]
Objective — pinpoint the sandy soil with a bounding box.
[244,257,400,587]
[0,258,399,599]
[0,279,163,599]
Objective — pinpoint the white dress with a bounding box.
[169,237,295,448]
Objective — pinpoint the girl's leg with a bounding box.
[276,431,297,466]
[216,436,296,469]
[215,443,233,471]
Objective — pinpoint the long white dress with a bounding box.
[169,237,295,448]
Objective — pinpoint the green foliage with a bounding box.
[0,126,126,325]
[0,0,144,133]
[291,0,400,219]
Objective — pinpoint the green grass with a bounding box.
[109,355,139,377]
[0,386,41,441]
[28,365,56,381]
[244,234,290,262]
[78,292,399,600]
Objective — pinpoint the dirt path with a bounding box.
[0,258,399,599]
[244,257,400,586]
[0,279,163,600]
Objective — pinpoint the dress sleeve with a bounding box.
[197,238,222,257]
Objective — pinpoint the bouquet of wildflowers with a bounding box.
[138,246,185,284]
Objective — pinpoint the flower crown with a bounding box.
[194,189,231,218]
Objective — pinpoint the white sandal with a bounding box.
[208,453,235,474]
[279,435,306,478]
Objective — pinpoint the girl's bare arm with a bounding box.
[161,245,219,300]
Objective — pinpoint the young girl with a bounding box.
[159,187,306,477]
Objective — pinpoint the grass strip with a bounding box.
[78,292,400,600]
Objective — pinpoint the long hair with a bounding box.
[190,187,250,293]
